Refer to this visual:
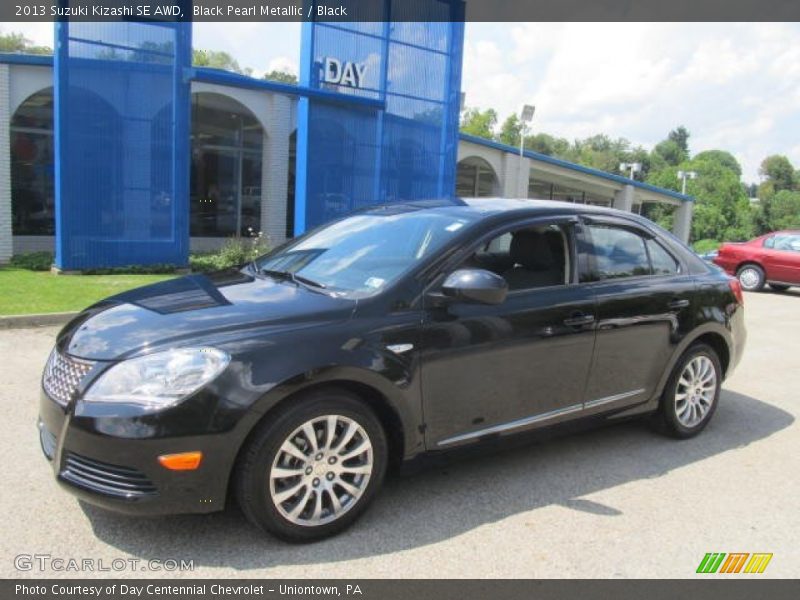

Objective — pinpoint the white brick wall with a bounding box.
[501,153,530,198]
[0,65,12,264]
[262,94,292,247]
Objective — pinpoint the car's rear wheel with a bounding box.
[652,343,721,439]
[736,264,765,291]
[768,283,790,292]
[235,389,387,542]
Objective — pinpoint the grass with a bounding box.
[0,268,174,316]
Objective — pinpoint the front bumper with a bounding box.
[38,390,236,516]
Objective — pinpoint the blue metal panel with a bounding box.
[54,20,192,270]
[294,0,466,234]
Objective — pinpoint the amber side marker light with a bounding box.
[158,451,203,471]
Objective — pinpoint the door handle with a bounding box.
[563,314,595,327]
[668,298,690,310]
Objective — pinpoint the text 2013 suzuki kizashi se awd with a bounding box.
[39,198,745,541]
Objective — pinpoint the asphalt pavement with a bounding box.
[1,290,797,578]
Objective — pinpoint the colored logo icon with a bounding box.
[696,553,773,574]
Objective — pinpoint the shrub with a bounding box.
[80,264,181,275]
[8,231,270,275]
[189,231,270,273]
[10,251,54,271]
[692,239,721,254]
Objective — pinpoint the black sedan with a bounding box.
[39,198,746,542]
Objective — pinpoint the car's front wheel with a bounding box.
[652,343,721,439]
[737,264,765,291]
[235,389,387,542]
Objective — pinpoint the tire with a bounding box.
[736,264,765,291]
[769,283,790,292]
[235,388,387,542]
[651,343,722,439]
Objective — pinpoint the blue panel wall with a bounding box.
[54,21,191,270]
[294,0,465,233]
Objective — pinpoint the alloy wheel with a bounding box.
[269,415,373,527]
[674,355,717,428]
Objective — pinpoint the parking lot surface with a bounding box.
[1,291,798,578]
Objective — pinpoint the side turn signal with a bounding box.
[158,451,203,471]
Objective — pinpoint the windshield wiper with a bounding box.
[260,268,327,290]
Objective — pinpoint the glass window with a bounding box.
[11,88,55,235]
[582,225,650,281]
[770,234,800,252]
[464,224,568,291]
[551,184,585,204]
[456,158,498,198]
[257,209,478,297]
[528,179,553,199]
[190,93,264,237]
[647,239,680,275]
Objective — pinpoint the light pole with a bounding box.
[519,104,535,196]
[619,162,643,213]
[619,162,642,181]
[677,170,697,195]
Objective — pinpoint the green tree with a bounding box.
[652,139,688,167]
[567,134,633,175]
[0,31,52,55]
[668,126,690,155]
[647,151,754,242]
[693,150,742,179]
[192,49,251,76]
[262,69,297,84]
[524,132,571,157]
[498,113,522,147]
[459,107,498,140]
[765,190,800,230]
[758,155,795,199]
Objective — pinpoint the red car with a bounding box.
[713,230,800,291]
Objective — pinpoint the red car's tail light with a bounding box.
[729,278,744,306]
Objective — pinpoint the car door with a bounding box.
[762,233,800,284]
[419,217,597,448]
[576,217,696,412]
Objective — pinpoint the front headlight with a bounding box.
[83,347,230,409]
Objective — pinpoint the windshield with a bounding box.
[256,209,475,296]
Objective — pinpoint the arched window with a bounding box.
[190,93,264,237]
[456,156,499,198]
[11,87,54,235]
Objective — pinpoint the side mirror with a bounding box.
[441,269,508,305]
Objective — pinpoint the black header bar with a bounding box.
[3,0,800,22]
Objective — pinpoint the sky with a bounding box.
[6,21,800,182]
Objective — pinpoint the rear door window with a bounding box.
[581,225,650,281]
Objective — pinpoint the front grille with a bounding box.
[42,349,94,407]
[62,453,157,499]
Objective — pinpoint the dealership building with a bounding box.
[0,18,693,268]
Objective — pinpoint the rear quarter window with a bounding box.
[647,239,680,275]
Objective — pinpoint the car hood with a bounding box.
[56,269,356,361]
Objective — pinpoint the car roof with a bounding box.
[360,197,642,222]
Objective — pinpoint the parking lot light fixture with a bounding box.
[677,170,698,195]
[519,105,536,195]
[619,162,642,181]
